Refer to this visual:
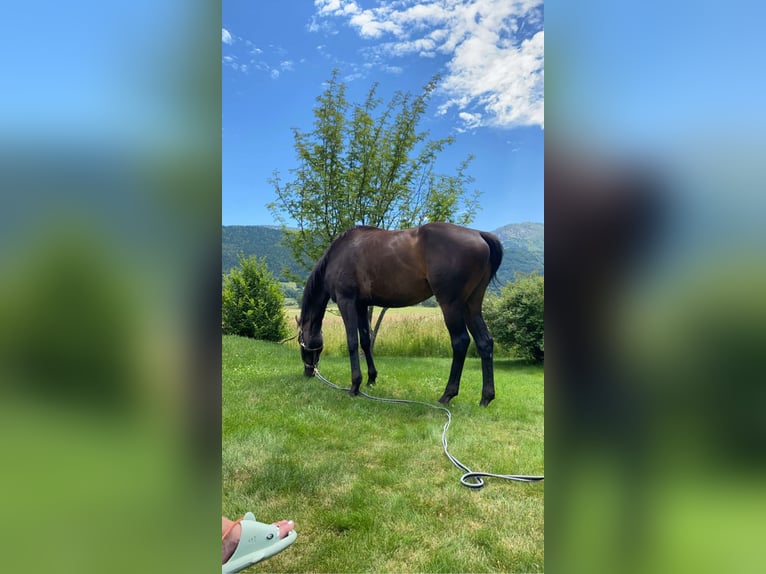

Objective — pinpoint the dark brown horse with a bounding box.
[298,222,503,406]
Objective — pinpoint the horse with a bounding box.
[297,221,503,406]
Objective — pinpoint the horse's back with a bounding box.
[417,222,493,264]
[324,223,499,305]
[326,226,430,306]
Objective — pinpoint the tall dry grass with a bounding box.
[286,305,508,358]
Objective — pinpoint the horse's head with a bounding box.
[296,316,323,377]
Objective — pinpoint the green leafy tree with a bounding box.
[485,272,544,362]
[222,254,288,341]
[268,69,480,272]
[267,70,480,345]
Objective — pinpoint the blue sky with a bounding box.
[222,0,544,232]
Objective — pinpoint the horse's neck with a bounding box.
[302,291,329,334]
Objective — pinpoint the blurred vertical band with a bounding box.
[0,2,221,573]
[547,1,766,574]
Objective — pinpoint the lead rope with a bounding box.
[312,368,544,489]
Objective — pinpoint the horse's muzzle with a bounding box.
[303,365,316,377]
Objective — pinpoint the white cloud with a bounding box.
[458,111,483,130]
[310,0,544,129]
[386,37,437,57]
[245,40,263,55]
[441,29,544,128]
[394,2,449,27]
[222,33,300,79]
[316,0,343,15]
[316,0,400,38]
[222,54,240,72]
[456,111,484,133]
[350,10,401,38]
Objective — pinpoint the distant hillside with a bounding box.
[493,222,544,253]
[492,222,544,285]
[222,226,304,280]
[222,223,543,285]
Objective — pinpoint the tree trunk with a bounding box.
[368,306,389,351]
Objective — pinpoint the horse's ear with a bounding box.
[295,315,300,327]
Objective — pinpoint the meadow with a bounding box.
[283,304,501,358]
[222,308,544,573]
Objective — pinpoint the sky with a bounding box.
[222,0,544,232]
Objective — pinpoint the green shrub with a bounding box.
[222,254,288,341]
[485,272,544,362]
[420,296,439,308]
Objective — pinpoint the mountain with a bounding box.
[493,222,544,254]
[222,223,543,285]
[222,225,304,280]
[491,222,544,285]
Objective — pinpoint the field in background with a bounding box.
[284,304,514,359]
[222,336,544,572]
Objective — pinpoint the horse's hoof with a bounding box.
[438,395,452,405]
[479,397,493,407]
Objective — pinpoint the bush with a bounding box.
[485,272,544,362]
[222,254,288,341]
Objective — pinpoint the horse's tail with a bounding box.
[480,231,504,282]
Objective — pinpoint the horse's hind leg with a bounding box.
[356,302,378,386]
[465,310,495,406]
[438,303,471,404]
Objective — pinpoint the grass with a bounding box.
[284,305,513,358]
[223,334,544,573]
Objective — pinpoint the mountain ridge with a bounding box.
[222,223,544,285]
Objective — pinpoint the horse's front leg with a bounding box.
[337,299,363,396]
[357,302,378,386]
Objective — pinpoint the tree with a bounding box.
[267,70,480,345]
[485,272,544,362]
[222,254,288,341]
[268,69,480,273]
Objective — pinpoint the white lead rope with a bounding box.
[312,368,544,489]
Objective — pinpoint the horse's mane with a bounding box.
[301,251,329,312]
[301,227,372,313]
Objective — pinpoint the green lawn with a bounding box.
[223,335,544,573]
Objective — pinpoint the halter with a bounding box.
[298,331,324,370]
[298,331,323,352]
